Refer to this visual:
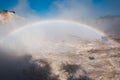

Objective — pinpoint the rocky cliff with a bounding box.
[89,15,120,42]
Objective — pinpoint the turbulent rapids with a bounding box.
[0,11,120,80]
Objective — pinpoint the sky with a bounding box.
[0,0,120,19]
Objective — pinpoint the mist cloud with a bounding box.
[10,0,96,21]
[0,1,119,80]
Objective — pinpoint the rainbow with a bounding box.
[0,19,118,44]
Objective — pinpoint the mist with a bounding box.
[8,0,120,40]
[0,10,99,80]
[0,0,120,80]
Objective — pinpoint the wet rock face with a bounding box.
[91,15,120,41]
[0,10,27,39]
[0,10,25,27]
[0,10,15,24]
